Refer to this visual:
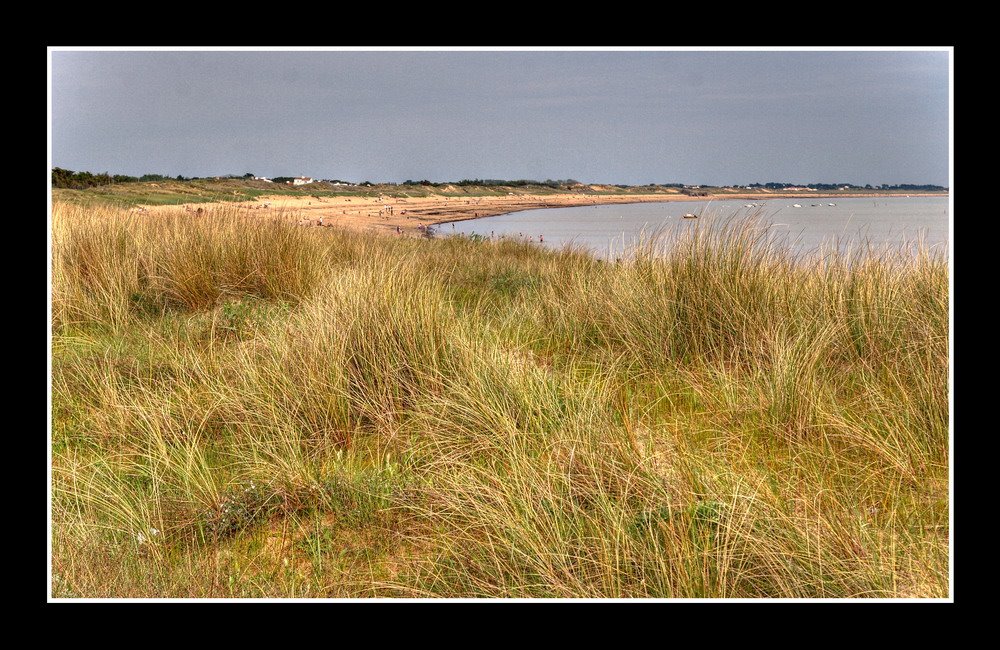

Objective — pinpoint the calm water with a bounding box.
[439,197,949,258]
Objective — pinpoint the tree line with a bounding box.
[52,168,947,193]
[52,168,191,189]
[745,182,947,191]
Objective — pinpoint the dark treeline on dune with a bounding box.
[51,168,948,193]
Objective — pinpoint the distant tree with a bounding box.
[873,183,946,192]
[52,167,73,188]
[52,167,141,189]
[244,173,255,178]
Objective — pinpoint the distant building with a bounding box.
[254,176,273,183]
[291,177,314,186]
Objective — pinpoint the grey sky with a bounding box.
[50,50,950,186]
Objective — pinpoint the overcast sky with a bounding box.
[50,49,950,186]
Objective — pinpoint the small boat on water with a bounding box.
[828,203,836,206]
[682,213,698,219]
[792,204,802,208]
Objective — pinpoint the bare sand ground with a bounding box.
[147,191,945,237]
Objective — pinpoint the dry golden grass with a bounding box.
[51,202,948,598]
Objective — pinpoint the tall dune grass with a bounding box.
[51,202,948,598]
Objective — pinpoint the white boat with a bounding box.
[682,213,698,219]
[792,204,802,208]
[828,203,836,206]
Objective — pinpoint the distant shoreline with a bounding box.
[77,190,947,237]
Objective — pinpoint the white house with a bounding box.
[291,177,314,186]
[254,176,273,183]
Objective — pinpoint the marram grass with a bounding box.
[51,203,948,598]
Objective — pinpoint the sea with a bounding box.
[439,196,949,259]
